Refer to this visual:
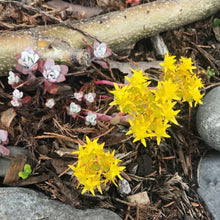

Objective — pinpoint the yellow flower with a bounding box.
[157,100,180,125]
[125,69,150,89]
[152,118,171,145]
[126,114,155,147]
[179,56,196,73]
[160,52,176,73]
[69,136,125,195]
[110,83,130,113]
[110,53,204,147]
[160,53,204,107]
[153,79,180,103]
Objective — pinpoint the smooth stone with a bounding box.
[197,150,220,220]
[0,146,28,177]
[196,86,220,151]
[0,187,122,220]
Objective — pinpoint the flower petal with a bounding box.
[0,144,10,156]
[56,74,66,83]
[44,58,55,69]
[0,130,8,143]
[60,65,68,75]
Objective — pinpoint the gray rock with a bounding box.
[0,158,10,177]
[196,86,220,151]
[0,187,122,220]
[197,150,220,220]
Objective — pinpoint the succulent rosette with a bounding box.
[15,47,40,75]
[38,58,68,94]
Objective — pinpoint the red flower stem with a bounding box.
[95,80,125,87]
[77,115,85,119]
[81,110,113,121]
[96,112,113,121]
[99,95,111,99]
[95,80,156,90]
[79,82,90,92]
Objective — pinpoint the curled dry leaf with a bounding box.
[1,108,17,128]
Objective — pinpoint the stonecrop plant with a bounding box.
[69,137,125,195]
[110,53,204,147]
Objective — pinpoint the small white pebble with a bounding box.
[118,178,131,196]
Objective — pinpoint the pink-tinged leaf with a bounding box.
[38,60,45,73]
[96,113,112,121]
[93,60,108,68]
[26,73,36,82]
[56,74,66,83]
[15,53,21,60]
[0,130,8,143]
[15,65,31,75]
[126,0,139,4]
[93,40,101,48]
[0,144,10,156]
[87,46,93,54]
[44,80,51,88]
[11,80,24,89]
[60,65,68,75]
[21,96,31,104]
[105,47,112,57]
[44,58,55,69]
[29,63,38,72]
[110,115,121,125]
[46,83,58,94]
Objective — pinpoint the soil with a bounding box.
[0,1,220,219]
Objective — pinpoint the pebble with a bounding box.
[196,86,220,219]
[118,178,131,196]
[196,86,220,151]
[197,150,220,220]
[0,187,122,220]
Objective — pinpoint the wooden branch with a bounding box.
[0,0,219,76]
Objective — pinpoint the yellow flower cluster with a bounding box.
[110,53,204,147]
[161,53,204,107]
[69,137,125,195]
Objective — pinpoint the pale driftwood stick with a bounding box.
[0,0,219,76]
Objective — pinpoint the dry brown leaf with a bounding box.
[1,108,16,128]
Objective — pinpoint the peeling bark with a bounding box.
[0,0,219,76]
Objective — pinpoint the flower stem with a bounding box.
[81,110,113,121]
[95,80,125,87]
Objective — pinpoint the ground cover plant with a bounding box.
[0,0,220,219]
